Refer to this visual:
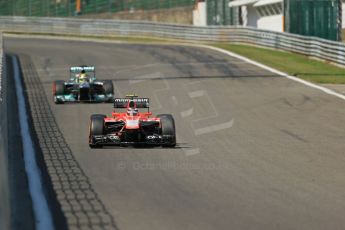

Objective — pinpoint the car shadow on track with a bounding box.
[99,143,192,150]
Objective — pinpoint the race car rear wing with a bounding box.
[114,98,150,109]
[70,66,95,73]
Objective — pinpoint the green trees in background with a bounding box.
[0,0,194,17]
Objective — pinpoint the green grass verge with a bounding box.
[7,32,345,84]
[213,43,345,84]
[5,32,173,43]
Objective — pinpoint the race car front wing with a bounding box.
[54,93,113,103]
[90,134,175,146]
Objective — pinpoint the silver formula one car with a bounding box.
[53,66,114,104]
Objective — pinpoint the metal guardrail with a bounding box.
[0,16,345,67]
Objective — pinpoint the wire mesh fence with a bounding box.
[0,0,195,17]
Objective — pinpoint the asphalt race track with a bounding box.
[6,36,345,230]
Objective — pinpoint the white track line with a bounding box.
[8,34,345,101]
[194,119,234,136]
[198,45,345,101]
[12,56,54,230]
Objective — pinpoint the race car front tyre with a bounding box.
[89,114,106,148]
[79,88,90,101]
[103,80,114,102]
[157,114,176,147]
[53,80,65,104]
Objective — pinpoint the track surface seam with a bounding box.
[18,54,118,230]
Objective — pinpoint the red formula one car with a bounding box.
[89,95,176,148]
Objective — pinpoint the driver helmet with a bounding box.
[80,69,86,79]
[127,108,139,116]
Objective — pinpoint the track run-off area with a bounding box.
[5,36,345,230]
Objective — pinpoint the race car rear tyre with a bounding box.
[103,80,114,102]
[157,114,176,147]
[53,80,65,104]
[89,114,106,148]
